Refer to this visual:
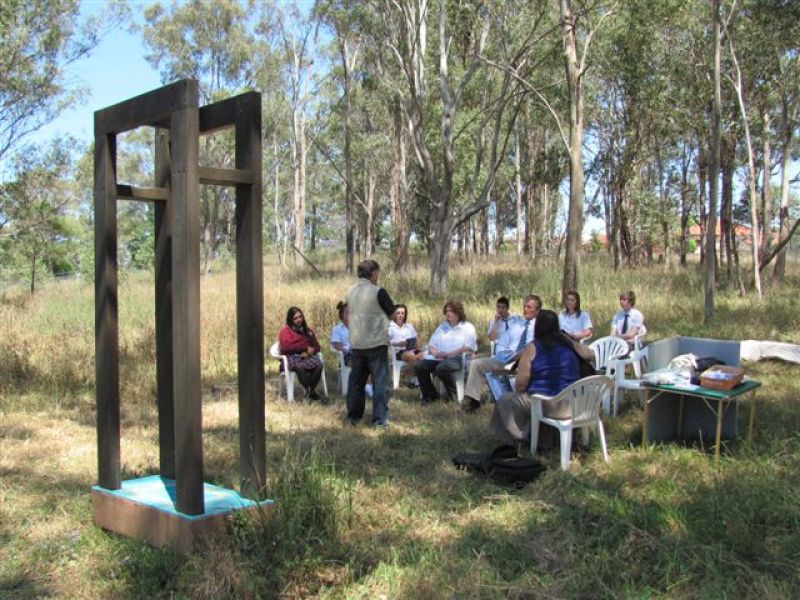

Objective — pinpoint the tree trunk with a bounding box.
[514,133,523,257]
[340,37,356,275]
[272,133,285,267]
[364,164,375,258]
[560,0,585,297]
[728,32,762,299]
[391,97,410,270]
[760,109,772,260]
[773,97,794,283]
[704,0,721,323]
[721,138,734,279]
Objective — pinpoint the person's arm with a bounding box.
[573,338,594,360]
[488,317,501,342]
[514,344,536,392]
[377,288,396,317]
[331,341,347,352]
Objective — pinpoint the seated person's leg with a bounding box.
[433,356,461,402]
[414,359,439,402]
[464,356,502,403]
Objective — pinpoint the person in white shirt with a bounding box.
[462,294,541,413]
[414,299,477,404]
[330,301,351,362]
[610,289,646,346]
[388,304,423,363]
[559,290,593,343]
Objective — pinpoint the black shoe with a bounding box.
[420,395,438,405]
[462,398,482,414]
[308,390,321,401]
[343,417,359,426]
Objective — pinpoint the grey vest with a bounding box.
[347,278,389,349]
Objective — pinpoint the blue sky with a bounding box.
[33,1,162,145]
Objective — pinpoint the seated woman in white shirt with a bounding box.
[610,289,646,347]
[414,299,477,404]
[330,301,351,364]
[389,304,423,364]
[558,290,593,343]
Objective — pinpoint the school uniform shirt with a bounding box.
[424,320,478,360]
[388,321,418,348]
[559,310,593,337]
[488,315,518,356]
[611,308,646,337]
[330,321,351,352]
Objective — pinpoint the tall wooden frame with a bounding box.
[94,79,265,516]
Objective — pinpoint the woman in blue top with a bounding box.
[489,309,594,447]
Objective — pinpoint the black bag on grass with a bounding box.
[453,444,547,487]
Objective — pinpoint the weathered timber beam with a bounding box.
[199,167,253,186]
[199,92,261,135]
[116,184,169,202]
[95,79,196,135]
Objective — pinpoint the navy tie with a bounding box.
[516,320,531,352]
[621,313,629,335]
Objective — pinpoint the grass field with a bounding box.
[1,253,800,599]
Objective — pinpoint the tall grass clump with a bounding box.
[227,441,353,595]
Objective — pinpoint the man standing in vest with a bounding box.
[345,259,397,426]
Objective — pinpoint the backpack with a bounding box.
[453,444,547,488]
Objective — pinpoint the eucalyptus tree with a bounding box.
[367,0,529,294]
[0,0,123,166]
[0,138,81,294]
[140,0,258,273]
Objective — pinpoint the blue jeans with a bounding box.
[346,346,391,425]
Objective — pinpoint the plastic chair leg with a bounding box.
[559,427,573,470]
[285,371,296,402]
[530,417,540,455]
[597,420,609,463]
[321,365,329,397]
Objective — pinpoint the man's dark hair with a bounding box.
[496,296,510,309]
[357,259,381,279]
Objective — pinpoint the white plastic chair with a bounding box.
[336,350,351,395]
[269,342,328,402]
[589,336,630,375]
[588,336,629,414]
[529,375,613,470]
[391,350,407,390]
[611,346,649,416]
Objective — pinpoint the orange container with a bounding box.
[700,365,744,390]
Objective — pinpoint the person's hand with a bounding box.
[307,346,316,355]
